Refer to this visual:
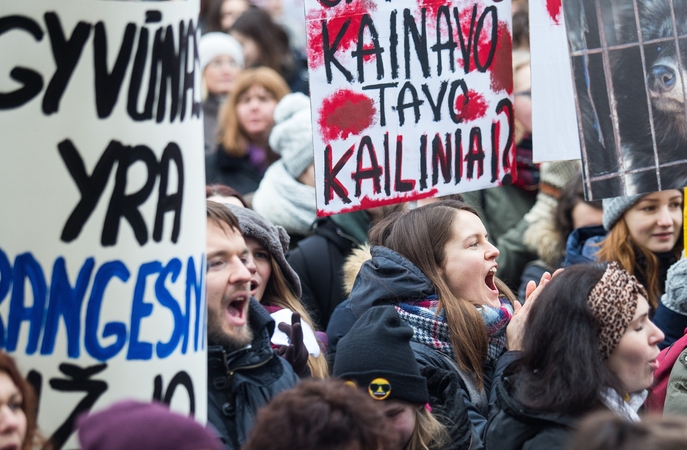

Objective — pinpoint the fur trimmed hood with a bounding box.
[342,244,371,297]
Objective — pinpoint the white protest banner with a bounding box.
[0,0,206,447]
[530,0,581,162]
[562,0,687,199]
[305,0,516,216]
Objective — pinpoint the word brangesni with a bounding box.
[0,10,201,122]
[0,248,206,362]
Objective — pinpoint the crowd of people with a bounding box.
[5,0,687,449]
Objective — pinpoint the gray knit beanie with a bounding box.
[269,93,314,179]
[602,193,645,231]
[226,205,302,299]
[660,258,687,315]
[199,32,244,72]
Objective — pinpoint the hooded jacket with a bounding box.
[563,225,606,267]
[327,245,519,447]
[207,299,299,450]
[287,213,370,329]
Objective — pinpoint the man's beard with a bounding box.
[207,304,254,352]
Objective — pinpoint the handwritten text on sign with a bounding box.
[306,0,515,215]
[0,1,206,448]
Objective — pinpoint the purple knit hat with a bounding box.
[77,400,223,450]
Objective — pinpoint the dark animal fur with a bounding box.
[612,0,687,193]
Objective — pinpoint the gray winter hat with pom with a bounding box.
[225,204,302,299]
[602,193,645,231]
[269,93,314,179]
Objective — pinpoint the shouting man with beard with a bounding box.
[205,201,299,449]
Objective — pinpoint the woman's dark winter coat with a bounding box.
[485,365,577,450]
[287,215,368,329]
[205,146,263,195]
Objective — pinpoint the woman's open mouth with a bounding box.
[484,267,498,294]
[250,280,259,297]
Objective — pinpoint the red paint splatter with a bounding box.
[455,90,488,122]
[363,43,375,62]
[416,0,448,32]
[318,90,376,142]
[546,0,562,25]
[317,188,441,217]
[455,5,493,72]
[490,22,513,94]
[307,0,377,69]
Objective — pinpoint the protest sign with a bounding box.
[0,0,205,447]
[562,0,687,200]
[305,0,516,216]
[529,0,581,162]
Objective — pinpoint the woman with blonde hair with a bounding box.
[225,204,328,378]
[205,67,290,195]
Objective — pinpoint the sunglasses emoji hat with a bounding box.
[333,305,429,405]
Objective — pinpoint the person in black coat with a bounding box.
[205,202,298,449]
[286,212,371,330]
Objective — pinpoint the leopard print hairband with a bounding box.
[587,262,646,360]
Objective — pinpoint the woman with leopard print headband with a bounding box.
[485,262,664,450]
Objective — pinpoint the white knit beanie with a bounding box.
[269,93,314,179]
[199,32,244,72]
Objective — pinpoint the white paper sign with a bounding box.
[305,0,516,216]
[269,309,320,357]
[0,1,206,447]
[530,0,581,162]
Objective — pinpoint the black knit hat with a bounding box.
[333,306,429,405]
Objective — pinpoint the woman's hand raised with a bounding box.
[506,269,564,351]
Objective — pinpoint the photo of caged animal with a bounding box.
[611,0,687,194]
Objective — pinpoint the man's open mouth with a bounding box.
[226,294,249,326]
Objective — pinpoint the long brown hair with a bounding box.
[0,353,38,450]
[263,257,329,379]
[218,67,289,158]
[369,200,515,388]
[596,218,682,309]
